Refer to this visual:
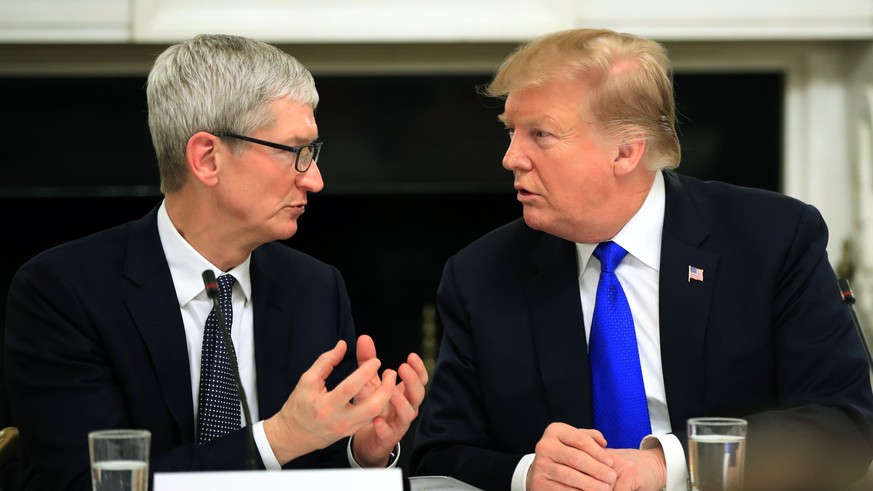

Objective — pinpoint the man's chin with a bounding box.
[522,211,570,240]
[522,209,548,232]
[271,220,299,242]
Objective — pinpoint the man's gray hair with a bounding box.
[147,34,319,193]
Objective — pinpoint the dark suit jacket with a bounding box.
[411,171,873,490]
[5,207,358,490]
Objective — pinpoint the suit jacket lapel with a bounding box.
[659,171,718,431]
[250,246,294,418]
[528,232,593,429]
[122,208,195,440]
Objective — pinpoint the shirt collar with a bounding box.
[157,201,252,307]
[576,170,665,274]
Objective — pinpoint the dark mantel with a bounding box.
[0,73,781,197]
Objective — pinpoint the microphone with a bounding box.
[838,278,873,370]
[201,270,258,470]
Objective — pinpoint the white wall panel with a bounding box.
[131,0,873,43]
[132,0,576,43]
[0,0,129,42]
[576,0,873,40]
[3,0,871,43]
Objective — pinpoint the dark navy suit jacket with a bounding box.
[5,207,357,490]
[412,171,873,490]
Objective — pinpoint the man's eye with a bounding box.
[534,130,551,138]
[505,128,515,139]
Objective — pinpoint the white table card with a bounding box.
[155,468,402,491]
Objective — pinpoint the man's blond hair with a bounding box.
[486,28,680,170]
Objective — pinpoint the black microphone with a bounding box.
[838,278,873,370]
[202,269,258,470]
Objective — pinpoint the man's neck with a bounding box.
[164,193,252,271]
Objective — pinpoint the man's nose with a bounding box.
[298,161,324,193]
[502,135,531,173]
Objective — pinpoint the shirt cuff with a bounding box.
[347,436,401,468]
[642,434,688,491]
[252,421,282,470]
[511,453,536,491]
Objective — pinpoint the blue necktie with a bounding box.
[196,274,241,444]
[589,241,651,448]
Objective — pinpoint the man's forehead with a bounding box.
[498,94,556,128]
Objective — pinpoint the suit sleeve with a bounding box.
[708,204,873,490]
[410,256,523,490]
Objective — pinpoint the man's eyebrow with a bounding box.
[281,133,319,145]
[498,113,546,128]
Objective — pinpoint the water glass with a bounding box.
[688,417,747,491]
[88,429,151,491]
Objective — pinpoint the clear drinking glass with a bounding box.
[688,417,747,491]
[88,429,151,491]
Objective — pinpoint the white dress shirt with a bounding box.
[156,201,282,467]
[156,202,392,470]
[510,172,689,491]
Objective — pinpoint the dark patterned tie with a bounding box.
[589,241,651,448]
[196,274,241,444]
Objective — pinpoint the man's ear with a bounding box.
[613,136,647,177]
[187,131,222,187]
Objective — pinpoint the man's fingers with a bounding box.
[380,368,397,390]
[550,446,616,486]
[530,456,613,491]
[534,423,616,488]
[372,392,410,442]
[330,358,381,404]
[397,363,426,408]
[303,340,347,384]
[548,468,612,491]
[346,369,396,422]
[356,334,377,366]
[586,428,608,449]
[406,352,429,386]
[370,416,392,441]
[557,428,612,466]
[388,387,417,425]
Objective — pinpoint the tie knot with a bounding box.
[217,274,236,299]
[593,241,628,273]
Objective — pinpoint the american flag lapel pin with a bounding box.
[688,265,704,282]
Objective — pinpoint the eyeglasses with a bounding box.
[211,132,322,172]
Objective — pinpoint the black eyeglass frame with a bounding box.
[211,132,322,172]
